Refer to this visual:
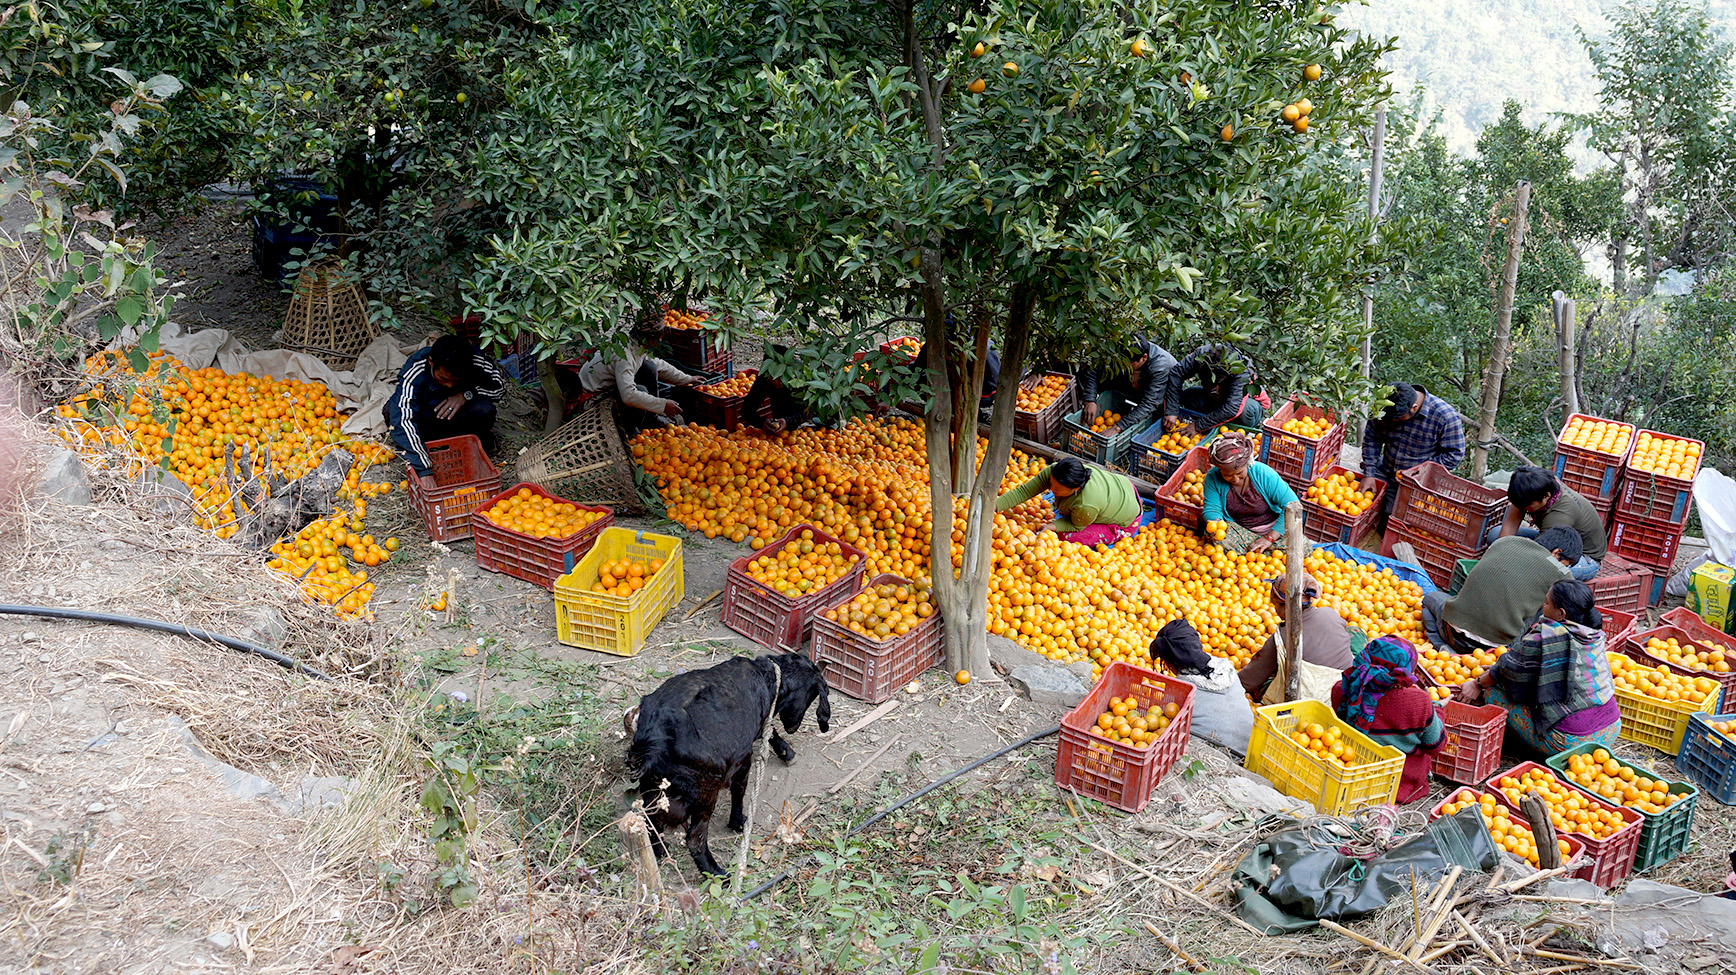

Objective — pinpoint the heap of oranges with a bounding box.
[1630,432,1701,478]
[1088,695,1180,749]
[663,307,710,330]
[1288,721,1362,767]
[697,373,755,397]
[1280,414,1333,439]
[1088,409,1122,433]
[1493,768,1629,840]
[1438,789,1576,868]
[744,529,862,598]
[1305,549,1429,645]
[479,488,606,540]
[1174,468,1207,505]
[1561,749,1687,815]
[1016,374,1071,412]
[1418,646,1505,688]
[1642,634,1731,673]
[1305,471,1377,516]
[1559,416,1633,457]
[265,508,393,619]
[1204,519,1228,543]
[1152,426,1203,455]
[824,580,935,640]
[591,557,665,597]
[1609,654,1719,706]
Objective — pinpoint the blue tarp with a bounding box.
[1310,542,1439,593]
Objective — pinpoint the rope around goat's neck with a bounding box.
[731,659,782,896]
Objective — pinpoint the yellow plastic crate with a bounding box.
[552,528,684,657]
[1615,684,1718,756]
[1244,700,1405,815]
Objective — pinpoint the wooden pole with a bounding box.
[1520,792,1563,871]
[1360,108,1386,380]
[1282,501,1307,703]
[1553,291,1580,417]
[1471,180,1531,481]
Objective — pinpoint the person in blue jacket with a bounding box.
[1201,432,1299,553]
[385,335,505,480]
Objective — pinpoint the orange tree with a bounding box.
[461,0,1393,675]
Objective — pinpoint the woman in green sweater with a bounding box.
[995,457,1143,546]
[1202,433,1299,553]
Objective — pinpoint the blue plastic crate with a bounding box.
[1678,712,1736,805]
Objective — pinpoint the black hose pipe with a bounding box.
[0,604,333,681]
[740,722,1061,901]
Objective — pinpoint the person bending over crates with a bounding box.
[995,457,1142,547]
[386,335,505,481]
[1076,333,1177,439]
[1164,342,1265,436]
[1359,381,1466,532]
[1420,528,1580,654]
[1488,466,1605,581]
[576,321,700,436]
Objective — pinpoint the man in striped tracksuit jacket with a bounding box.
[385,335,505,480]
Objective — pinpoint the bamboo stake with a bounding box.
[1317,919,1441,975]
[1077,838,1267,937]
[1407,867,1463,961]
[1529,949,1643,970]
[1499,865,1568,894]
[1143,921,1205,972]
[1281,501,1306,703]
[1452,909,1504,964]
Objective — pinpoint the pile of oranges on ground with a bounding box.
[1560,749,1687,815]
[590,557,666,597]
[1640,634,1731,673]
[633,418,1429,681]
[1173,467,1207,505]
[662,307,711,330]
[1629,432,1701,478]
[1087,695,1180,749]
[1437,789,1576,868]
[265,507,396,619]
[1279,414,1334,439]
[1151,426,1203,455]
[1609,654,1718,707]
[1305,471,1378,517]
[1492,768,1629,840]
[823,579,935,641]
[1088,409,1122,433]
[479,488,606,540]
[1418,646,1505,692]
[743,529,862,598]
[696,373,755,398]
[1016,374,1071,412]
[1288,721,1364,767]
[1559,416,1633,457]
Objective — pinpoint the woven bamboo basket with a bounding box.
[280,262,380,370]
[515,399,645,513]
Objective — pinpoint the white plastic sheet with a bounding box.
[1693,466,1736,566]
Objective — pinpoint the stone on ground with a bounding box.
[35,447,92,505]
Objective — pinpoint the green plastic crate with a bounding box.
[1545,742,1698,872]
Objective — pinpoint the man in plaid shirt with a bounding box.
[1361,382,1467,529]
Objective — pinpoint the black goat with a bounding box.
[627,653,830,876]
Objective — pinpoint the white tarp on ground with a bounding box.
[138,321,426,438]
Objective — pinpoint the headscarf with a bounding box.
[1269,573,1321,608]
[1335,636,1419,731]
[1208,431,1256,471]
[1150,619,1213,676]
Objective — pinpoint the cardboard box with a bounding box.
[1687,562,1736,633]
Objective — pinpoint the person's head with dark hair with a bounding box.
[429,335,474,389]
[1379,381,1422,424]
[1150,618,1213,677]
[629,314,667,350]
[1544,579,1603,631]
[1507,466,1560,513]
[1535,526,1582,567]
[1050,457,1091,497]
[1126,334,1151,371]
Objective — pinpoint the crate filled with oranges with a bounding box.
[1063,394,1138,466]
[1260,395,1345,487]
[660,305,730,372]
[1608,652,1721,754]
[809,574,945,703]
[1013,372,1077,444]
[1616,429,1702,526]
[1128,418,1211,483]
[1244,699,1404,815]
[1056,662,1195,813]
[553,527,684,657]
[473,483,613,589]
[1677,713,1736,804]
[681,369,765,430]
[1486,763,1644,886]
[1548,744,1698,871]
[1552,414,1634,503]
[1417,645,1505,703]
[722,524,867,651]
[1300,466,1385,545]
[1625,624,1735,711]
[1432,788,1584,870]
[1153,446,1211,531]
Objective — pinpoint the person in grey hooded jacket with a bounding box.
[1150,618,1252,755]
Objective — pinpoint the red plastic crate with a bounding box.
[1608,514,1685,574]
[1431,701,1507,785]
[472,483,613,589]
[1299,465,1386,546]
[1615,429,1703,526]
[1055,662,1196,813]
[1389,462,1507,551]
[1259,395,1346,486]
[807,574,945,703]
[1014,372,1078,444]
[680,369,764,430]
[1485,762,1644,887]
[1552,413,1635,502]
[1153,446,1210,532]
[1623,623,1736,713]
[408,435,503,543]
[660,307,731,373]
[1428,787,1588,869]
[721,524,867,651]
[1662,607,1736,651]
[1602,607,1637,648]
[1379,522,1469,590]
[1588,553,1653,615]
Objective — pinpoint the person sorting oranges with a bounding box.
[1331,636,1444,803]
[1488,467,1605,581]
[1358,381,1466,531]
[575,321,700,434]
[1421,528,1579,653]
[1164,342,1264,435]
[1150,618,1253,754]
[1239,572,1357,702]
[386,335,505,480]
[1077,334,1177,439]
[1454,580,1621,755]
[995,456,1142,546]
[1202,433,1298,554]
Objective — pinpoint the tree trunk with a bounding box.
[1471,181,1530,482]
[1553,292,1579,418]
[1610,233,1628,295]
[1359,109,1385,382]
[538,356,565,433]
